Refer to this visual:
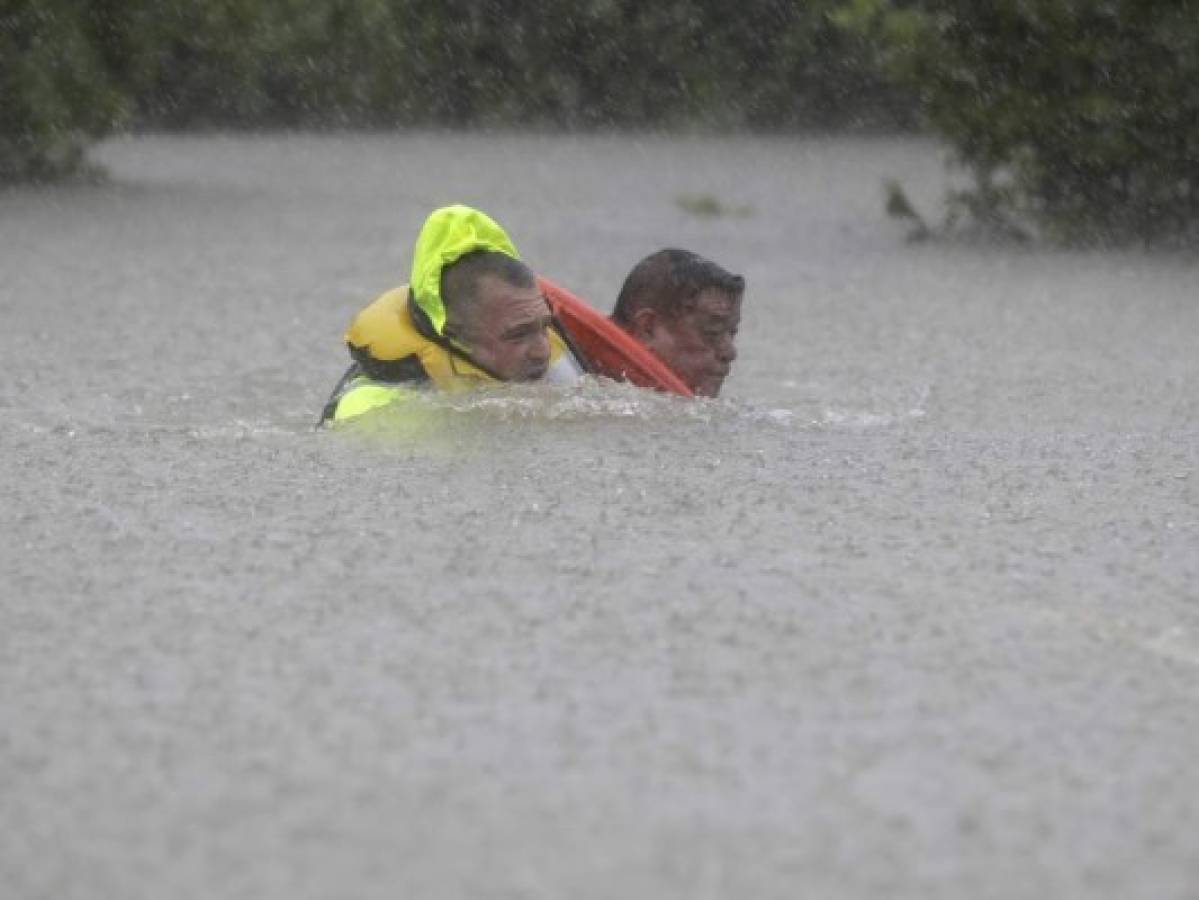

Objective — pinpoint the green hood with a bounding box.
[409,205,521,337]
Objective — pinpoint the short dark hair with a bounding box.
[441,250,536,323]
[612,248,744,326]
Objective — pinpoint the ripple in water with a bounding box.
[326,375,934,442]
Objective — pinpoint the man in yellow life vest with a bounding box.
[320,205,584,423]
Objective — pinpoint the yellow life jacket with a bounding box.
[322,285,580,422]
[320,205,584,424]
[349,286,498,390]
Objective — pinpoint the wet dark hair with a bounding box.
[611,248,744,326]
[441,250,536,323]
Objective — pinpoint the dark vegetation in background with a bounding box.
[127,0,908,130]
[841,0,1199,245]
[0,1,125,179]
[2,0,1197,245]
[1,0,904,163]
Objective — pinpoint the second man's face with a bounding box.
[450,275,553,382]
[637,288,741,397]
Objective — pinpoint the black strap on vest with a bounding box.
[316,351,435,427]
[549,314,595,374]
[317,362,362,426]
[351,347,432,384]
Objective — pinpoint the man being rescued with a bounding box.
[610,248,743,399]
[320,205,585,423]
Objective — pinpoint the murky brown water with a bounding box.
[2,133,1198,899]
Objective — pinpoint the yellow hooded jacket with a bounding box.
[321,205,582,423]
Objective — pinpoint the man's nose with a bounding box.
[716,335,737,363]
[527,332,551,364]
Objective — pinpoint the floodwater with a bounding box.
[2,133,1197,900]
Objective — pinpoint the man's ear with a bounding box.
[628,307,659,343]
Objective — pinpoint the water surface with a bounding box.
[2,133,1197,899]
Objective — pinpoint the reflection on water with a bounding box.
[1,133,1198,900]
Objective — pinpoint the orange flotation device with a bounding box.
[539,277,693,397]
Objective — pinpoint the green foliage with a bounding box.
[12,0,1196,248]
[839,0,1199,244]
[675,192,755,218]
[717,0,913,129]
[0,1,126,180]
[114,0,911,130]
[3,0,910,177]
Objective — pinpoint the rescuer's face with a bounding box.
[447,275,553,382]
[630,288,741,397]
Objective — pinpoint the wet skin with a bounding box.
[627,288,741,397]
[444,274,553,382]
